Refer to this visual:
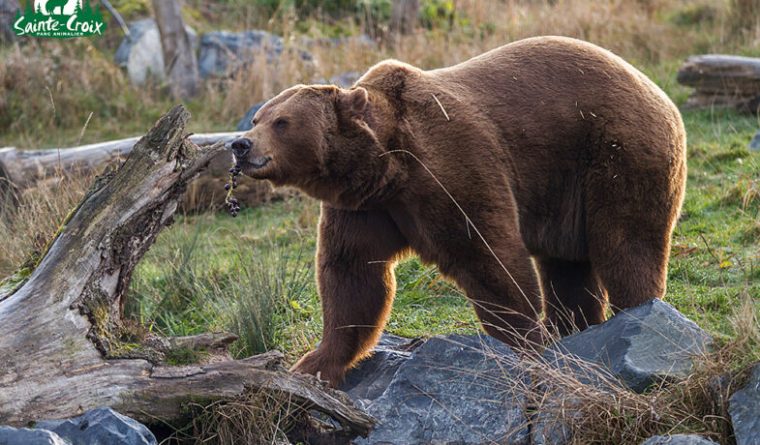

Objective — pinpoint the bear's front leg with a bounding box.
[291,205,408,387]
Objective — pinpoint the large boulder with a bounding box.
[532,300,712,445]
[354,334,530,445]
[198,30,312,78]
[340,333,421,404]
[729,362,760,445]
[35,407,157,445]
[640,434,718,445]
[544,299,711,392]
[114,19,197,86]
[0,427,68,445]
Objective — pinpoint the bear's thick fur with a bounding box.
[234,36,687,386]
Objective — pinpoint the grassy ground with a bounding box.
[0,0,757,362]
[126,105,759,361]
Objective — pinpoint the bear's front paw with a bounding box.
[290,350,346,388]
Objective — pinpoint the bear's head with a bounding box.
[230,84,404,209]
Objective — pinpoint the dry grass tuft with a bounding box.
[0,171,94,276]
[189,387,308,445]
[497,294,760,445]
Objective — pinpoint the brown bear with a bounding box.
[230,36,687,387]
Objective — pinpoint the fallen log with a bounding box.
[0,132,286,212]
[677,54,760,113]
[0,106,373,438]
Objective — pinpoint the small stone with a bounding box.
[749,130,760,152]
[729,362,760,445]
[640,434,719,445]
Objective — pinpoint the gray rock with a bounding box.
[0,0,19,44]
[36,407,156,445]
[355,334,530,445]
[198,30,312,78]
[544,299,711,392]
[115,19,197,86]
[236,101,266,131]
[0,427,69,445]
[530,408,573,445]
[729,362,760,445]
[640,434,718,445]
[341,333,422,404]
[749,130,760,151]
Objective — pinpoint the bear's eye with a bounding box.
[273,118,288,131]
[251,117,259,126]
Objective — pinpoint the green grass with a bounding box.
[127,107,760,361]
[126,196,480,360]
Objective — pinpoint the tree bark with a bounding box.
[0,106,373,437]
[677,54,760,113]
[152,0,200,99]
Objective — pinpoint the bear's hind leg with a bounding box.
[590,236,669,314]
[444,236,544,349]
[537,258,606,336]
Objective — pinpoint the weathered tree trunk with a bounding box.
[0,134,237,191]
[0,106,373,437]
[0,133,286,212]
[389,0,419,34]
[677,54,760,113]
[152,0,199,99]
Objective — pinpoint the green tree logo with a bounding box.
[13,0,107,38]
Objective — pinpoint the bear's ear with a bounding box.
[337,87,369,120]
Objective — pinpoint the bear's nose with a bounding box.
[230,138,252,158]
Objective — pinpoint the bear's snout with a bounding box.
[230,138,252,160]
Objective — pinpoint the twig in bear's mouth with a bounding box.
[224,164,242,217]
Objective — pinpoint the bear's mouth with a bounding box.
[234,154,271,170]
[234,154,273,179]
[249,155,271,169]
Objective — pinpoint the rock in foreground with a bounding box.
[640,434,718,445]
[729,362,760,445]
[352,334,530,445]
[35,407,157,445]
[544,299,711,392]
[0,427,69,445]
[341,333,421,403]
